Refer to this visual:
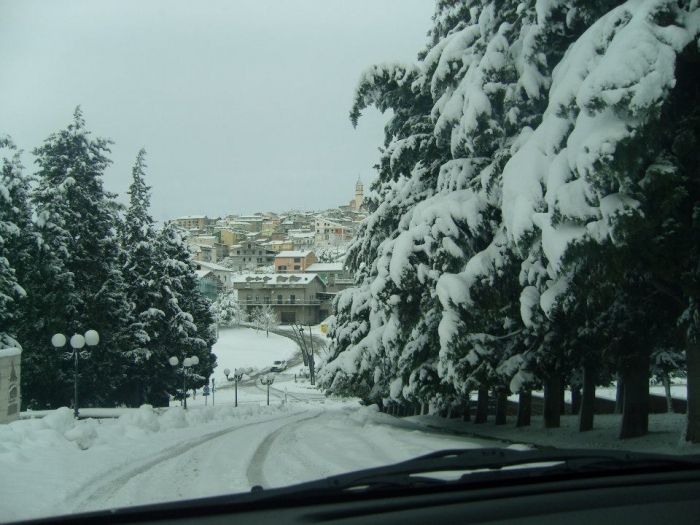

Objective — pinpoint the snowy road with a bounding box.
[67,399,496,514]
[3,328,504,522]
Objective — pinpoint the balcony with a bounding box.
[247,299,321,306]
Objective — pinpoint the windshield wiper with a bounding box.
[250,447,700,496]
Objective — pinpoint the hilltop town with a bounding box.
[173,178,367,326]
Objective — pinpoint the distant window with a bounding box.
[277,294,283,304]
[290,294,296,304]
[246,295,252,302]
[248,244,251,249]
[236,250,240,255]
[255,295,259,302]
[294,257,301,263]
[294,265,301,271]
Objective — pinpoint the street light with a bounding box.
[260,374,275,406]
[224,367,245,407]
[51,329,99,419]
[169,355,199,409]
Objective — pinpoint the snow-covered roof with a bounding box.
[197,261,233,272]
[290,232,315,238]
[306,263,345,272]
[276,250,313,258]
[231,273,323,286]
[195,269,213,279]
[177,215,207,220]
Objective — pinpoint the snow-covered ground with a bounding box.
[0,328,496,523]
[2,327,697,523]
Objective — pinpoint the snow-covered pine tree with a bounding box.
[501,0,700,438]
[26,108,134,409]
[0,137,28,351]
[156,222,217,396]
[115,149,163,406]
[211,290,247,327]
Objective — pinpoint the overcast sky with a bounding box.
[0,0,434,223]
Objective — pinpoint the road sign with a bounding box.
[203,386,210,396]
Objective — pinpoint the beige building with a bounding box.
[173,215,210,230]
[228,241,276,271]
[265,240,295,253]
[231,273,329,324]
[314,217,356,247]
[219,229,247,247]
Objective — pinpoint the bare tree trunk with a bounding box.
[662,373,674,413]
[579,363,596,432]
[516,391,531,427]
[619,352,650,439]
[543,375,561,428]
[495,389,507,425]
[686,336,700,443]
[463,395,471,422]
[475,388,489,424]
[571,385,582,416]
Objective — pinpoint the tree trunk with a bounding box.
[543,375,561,428]
[516,391,531,427]
[463,396,471,422]
[686,336,700,442]
[619,352,650,439]
[571,386,582,416]
[495,389,508,425]
[475,388,489,424]
[579,363,596,432]
[615,376,624,415]
[422,402,429,415]
[662,373,674,414]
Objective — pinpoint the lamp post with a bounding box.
[169,355,199,409]
[224,367,245,407]
[51,329,99,419]
[260,374,275,406]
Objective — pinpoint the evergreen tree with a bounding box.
[116,149,161,406]
[0,137,28,350]
[24,107,134,409]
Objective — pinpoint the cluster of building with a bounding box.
[174,179,367,326]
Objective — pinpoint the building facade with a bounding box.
[231,273,328,324]
[275,250,318,273]
[228,241,276,271]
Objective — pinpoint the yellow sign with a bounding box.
[321,324,327,333]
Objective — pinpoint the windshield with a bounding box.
[1,0,700,522]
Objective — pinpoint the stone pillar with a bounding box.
[0,348,21,424]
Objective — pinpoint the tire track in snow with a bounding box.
[246,411,324,488]
[70,411,312,512]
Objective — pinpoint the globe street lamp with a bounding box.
[260,374,275,406]
[224,368,245,407]
[169,355,199,409]
[51,329,99,419]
